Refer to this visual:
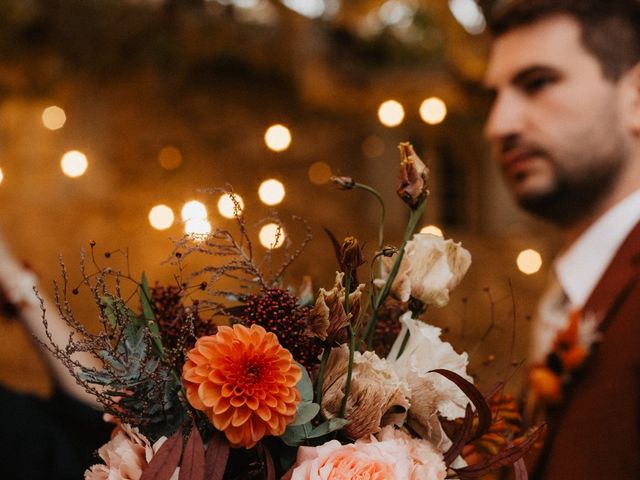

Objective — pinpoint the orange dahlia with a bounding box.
[182,323,301,448]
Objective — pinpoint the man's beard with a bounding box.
[517,156,623,225]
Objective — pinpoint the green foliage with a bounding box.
[76,287,185,441]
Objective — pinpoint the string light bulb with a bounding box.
[517,249,543,275]
[60,151,88,178]
[42,106,66,130]
[307,161,332,184]
[259,223,285,249]
[181,200,208,221]
[419,97,447,125]
[185,218,212,238]
[158,146,182,170]
[148,205,175,230]
[377,100,405,127]
[264,124,292,152]
[420,225,444,237]
[218,193,244,219]
[258,179,286,205]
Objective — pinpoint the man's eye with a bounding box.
[522,76,554,94]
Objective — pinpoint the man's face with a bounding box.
[484,15,630,224]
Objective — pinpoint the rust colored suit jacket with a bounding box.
[534,221,640,479]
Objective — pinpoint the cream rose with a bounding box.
[376,233,471,307]
[387,312,473,449]
[283,426,446,480]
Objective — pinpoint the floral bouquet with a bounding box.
[41,143,543,480]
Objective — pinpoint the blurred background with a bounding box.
[0,0,561,396]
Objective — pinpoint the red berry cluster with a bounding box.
[237,288,322,372]
[150,284,216,350]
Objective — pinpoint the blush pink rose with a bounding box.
[283,426,446,480]
[84,423,177,480]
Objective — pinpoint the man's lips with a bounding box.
[501,149,544,176]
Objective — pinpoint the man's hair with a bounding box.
[490,0,640,80]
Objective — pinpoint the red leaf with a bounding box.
[257,442,276,480]
[141,428,183,480]
[322,226,342,268]
[444,403,475,466]
[429,369,492,440]
[179,426,205,480]
[454,424,546,479]
[204,431,229,480]
[514,458,528,480]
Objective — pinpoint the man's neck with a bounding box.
[562,155,640,247]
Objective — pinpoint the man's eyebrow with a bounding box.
[483,64,561,93]
[511,65,561,86]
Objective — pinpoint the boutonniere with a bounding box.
[529,310,602,404]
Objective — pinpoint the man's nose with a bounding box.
[484,92,525,142]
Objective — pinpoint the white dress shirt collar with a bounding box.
[555,189,640,310]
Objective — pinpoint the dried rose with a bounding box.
[307,272,365,344]
[331,176,356,190]
[84,423,177,480]
[397,142,429,209]
[339,236,365,273]
[321,345,410,439]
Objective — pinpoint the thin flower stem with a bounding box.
[353,183,386,251]
[315,347,331,405]
[395,331,410,360]
[339,270,354,417]
[344,271,352,316]
[363,202,425,347]
[339,323,355,419]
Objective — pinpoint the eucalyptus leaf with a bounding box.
[290,402,320,426]
[281,416,349,446]
[139,272,164,358]
[307,418,349,438]
[295,363,314,403]
[139,273,153,319]
[101,295,137,327]
[280,423,311,447]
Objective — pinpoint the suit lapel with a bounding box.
[582,221,640,331]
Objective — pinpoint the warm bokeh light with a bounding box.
[308,161,332,185]
[218,193,244,219]
[377,100,405,127]
[362,135,386,158]
[0,167,4,185]
[60,151,88,178]
[264,124,292,152]
[148,204,175,230]
[419,97,447,125]
[158,146,183,170]
[259,223,285,249]
[185,218,212,237]
[420,225,444,237]
[282,0,325,18]
[42,105,66,130]
[181,200,208,221]
[378,0,414,26]
[448,0,486,35]
[517,249,543,275]
[258,179,286,205]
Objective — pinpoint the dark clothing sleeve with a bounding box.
[0,385,111,480]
